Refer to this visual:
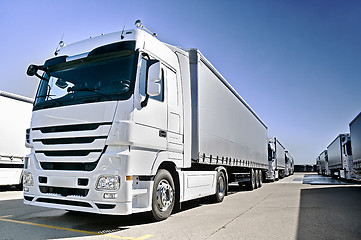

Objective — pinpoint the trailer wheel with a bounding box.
[151,169,175,221]
[258,170,263,188]
[246,169,256,190]
[212,171,227,203]
[254,170,259,189]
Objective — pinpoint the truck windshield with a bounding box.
[34,48,137,110]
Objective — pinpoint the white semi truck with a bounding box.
[327,134,353,179]
[316,150,329,176]
[350,112,361,179]
[285,150,294,176]
[24,22,268,220]
[266,137,286,181]
[0,91,33,187]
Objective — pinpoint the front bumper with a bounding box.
[23,151,136,215]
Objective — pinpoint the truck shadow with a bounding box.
[296,186,361,240]
[0,183,264,239]
[63,183,250,232]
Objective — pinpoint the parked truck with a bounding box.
[266,137,286,181]
[349,112,361,179]
[24,21,268,220]
[285,151,294,176]
[327,134,353,179]
[0,91,33,188]
[316,150,329,176]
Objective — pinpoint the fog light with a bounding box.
[24,187,29,192]
[23,172,34,186]
[96,175,120,190]
[103,193,117,199]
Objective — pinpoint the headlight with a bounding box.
[23,172,34,186]
[96,175,120,191]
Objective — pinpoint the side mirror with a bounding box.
[27,64,48,81]
[27,65,38,76]
[146,62,161,96]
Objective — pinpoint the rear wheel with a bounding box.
[258,170,263,188]
[151,169,175,221]
[212,171,227,203]
[254,170,259,189]
[246,169,256,190]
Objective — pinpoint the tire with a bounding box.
[211,171,227,203]
[246,169,256,190]
[258,170,263,188]
[254,170,259,189]
[151,169,175,221]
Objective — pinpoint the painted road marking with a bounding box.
[0,215,152,240]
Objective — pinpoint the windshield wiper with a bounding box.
[36,94,62,107]
[67,87,112,100]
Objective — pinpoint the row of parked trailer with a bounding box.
[316,112,361,180]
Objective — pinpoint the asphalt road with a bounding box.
[0,173,360,240]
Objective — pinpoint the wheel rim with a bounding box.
[218,175,225,197]
[156,179,174,212]
[252,170,256,187]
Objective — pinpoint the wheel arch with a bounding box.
[157,161,181,212]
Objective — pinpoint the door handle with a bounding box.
[159,130,167,138]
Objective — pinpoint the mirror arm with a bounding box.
[141,94,149,108]
[35,72,49,82]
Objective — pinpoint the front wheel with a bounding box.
[151,169,175,221]
[211,171,227,203]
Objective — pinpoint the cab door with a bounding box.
[133,56,167,151]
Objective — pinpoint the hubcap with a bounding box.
[218,175,225,197]
[156,179,174,212]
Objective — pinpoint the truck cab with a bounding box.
[24,29,186,220]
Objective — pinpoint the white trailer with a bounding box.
[266,137,286,181]
[327,134,353,179]
[0,91,33,187]
[24,22,268,220]
[349,112,361,179]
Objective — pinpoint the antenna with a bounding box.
[54,33,65,56]
[121,18,127,39]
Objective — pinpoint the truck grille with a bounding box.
[32,122,112,170]
[33,122,110,133]
[34,136,107,145]
[36,149,102,157]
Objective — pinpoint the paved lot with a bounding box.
[0,173,360,240]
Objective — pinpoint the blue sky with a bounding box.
[1,0,361,164]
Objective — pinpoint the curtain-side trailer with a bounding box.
[24,24,268,220]
[285,151,294,176]
[327,134,353,179]
[349,112,361,179]
[0,91,33,187]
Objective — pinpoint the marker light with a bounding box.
[135,19,143,28]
